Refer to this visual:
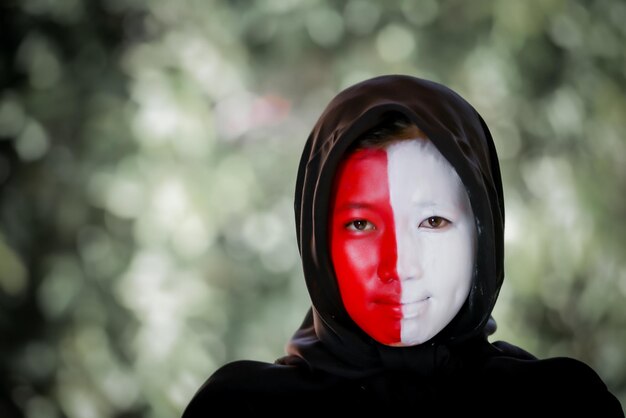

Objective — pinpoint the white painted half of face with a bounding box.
[387,139,476,346]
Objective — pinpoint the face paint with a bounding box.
[329,139,476,346]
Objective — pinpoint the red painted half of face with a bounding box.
[328,148,401,345]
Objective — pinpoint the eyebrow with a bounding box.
[410,200,461,210]
[336,202,376,211]
[411,200,438,207]
[410,201,455,210]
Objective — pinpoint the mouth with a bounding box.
[401,297,431,319]
[373,296,431,318]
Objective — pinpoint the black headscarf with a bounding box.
[277,74,506,377]
[183,74,624,417]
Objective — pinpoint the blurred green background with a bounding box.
[1,0,625,416]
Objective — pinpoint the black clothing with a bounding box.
[182,75,624,416]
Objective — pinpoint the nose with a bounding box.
[377,253,398,283]
[396,233,422,281]
[377,226,399,283]
[378,260,398,283]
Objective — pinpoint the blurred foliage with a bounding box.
[1,0,625,416]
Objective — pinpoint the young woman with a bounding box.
[182,75,624,415]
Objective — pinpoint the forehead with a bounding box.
[332,147,388,202]
[385,139,455,176]
[333,139,466,201]
[340,138,456,176]
[385,140,466,201]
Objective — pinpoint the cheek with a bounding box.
[332,237,379,288]
[425,231,474,294]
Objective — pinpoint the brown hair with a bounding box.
[351,113,428,151]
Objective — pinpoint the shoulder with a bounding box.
[484,354,602,384]
[481,355,624,416]
[181,360,281,415]
[202,359,282,387]
[181,359,336,415]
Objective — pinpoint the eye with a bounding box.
[345,219,376,232]
[419,216,451,229]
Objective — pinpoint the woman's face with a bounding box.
[329,139,476,346]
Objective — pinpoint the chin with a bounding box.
[387,341,413,347]
[385,339,424,347]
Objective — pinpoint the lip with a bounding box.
[402,296,430,305]
[402,297,430,319]
[373,296,430,318]
[373,296,400,305]
[373,295,430,305]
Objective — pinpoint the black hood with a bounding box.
[280,74,505,377]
